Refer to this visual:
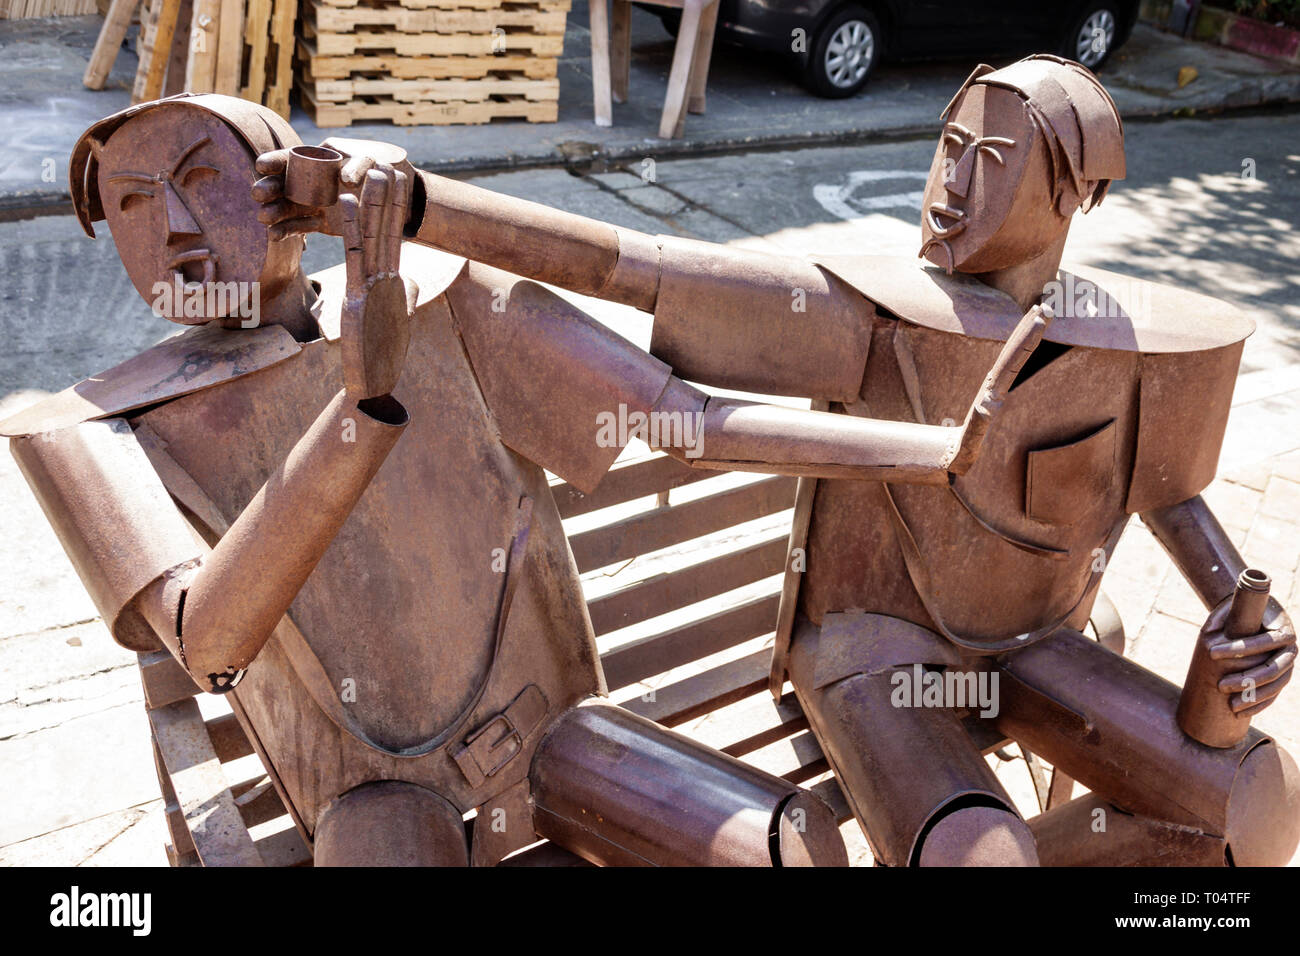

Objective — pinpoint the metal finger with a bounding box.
[255,148,292,176]
[341,155,376,188]
[1232,668,1292,715]
[1218,646,1297,694]
[1210,629,1297,661]
[269,216,324,242]
[251,175,285,203]
[360,168,389,277]
[340,193,364,299]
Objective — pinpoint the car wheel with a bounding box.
[1063,2,1120,70]
[805,6,880,99]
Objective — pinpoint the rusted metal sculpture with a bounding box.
[8,53,1298,867]
[3,93,855,867]
[253,54,1296,866]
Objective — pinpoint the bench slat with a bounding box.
[587,535,787,636]
[149,697,263,867]
[551,455,717,519]
[570,475,796,574]
[601,594,779,691]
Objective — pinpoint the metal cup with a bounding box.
[284,145,344,207]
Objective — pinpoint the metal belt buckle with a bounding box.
[464,713,522,780]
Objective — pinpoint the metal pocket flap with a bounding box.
[1025,420,1117,525]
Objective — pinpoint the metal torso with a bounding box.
[135,269,602,832]
[794,262,1247,652]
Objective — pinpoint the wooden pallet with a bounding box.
[297,39,558,79]
[317,0,569,9]
[303,70,558,104]
[1,0,96,15]
[299,83,558,125]
[147,444,1114,865]
[305,0,568,35]
[303,20,564,56]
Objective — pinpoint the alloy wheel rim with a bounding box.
[1076,9,1116,67]
[825,20,875,88]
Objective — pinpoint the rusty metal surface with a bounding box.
[531,699,847,867]
[314,781,469,867]
[0,323,299,438]
[651,236,871,401]
[10,419,202,651]
[787,614,1025,866]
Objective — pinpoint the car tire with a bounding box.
[805,6,881,99]
[1062,2,1122,71]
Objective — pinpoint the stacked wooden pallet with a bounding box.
[84,0,297,119]
[1,0,97,16]
[297,0,569,127]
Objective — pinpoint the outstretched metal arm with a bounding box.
[648,305,1052,482]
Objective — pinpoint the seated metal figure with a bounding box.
[250,54,1297,866]
[4,91,1040,866]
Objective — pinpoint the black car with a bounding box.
[650,1,1140,98]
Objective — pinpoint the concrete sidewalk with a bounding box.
[3,8,1300,212]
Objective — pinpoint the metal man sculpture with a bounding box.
[251,54,1297,866]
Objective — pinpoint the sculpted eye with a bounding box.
[977,144,1006,166]
[118,190,152,212]
[181,164,218,187]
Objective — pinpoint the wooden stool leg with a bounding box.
[590,0,613,126]
[84,0,138,90]
[611,0,631,104]
[659,0,704,139]
[686,0,718,115]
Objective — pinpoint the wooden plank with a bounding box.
[131,0,161,102]
[252,826,313,866]
[299,85,559,127]
[239,0,271,101]
[162,0,194,95]
[206,711,254,763]
[589,0,611,127]
[143,0,183,101]
[214,0,244,95]
[317,0,570,9]
[587,534,785,636]
[265,0,296,117]
[149,697,263,866]
[621,647,770,726]
[297,41,558,79]
[306,0,568,34]
[609,0,630,103]
[137,649,200,711]
[84,0,138,89]
[304,74,559,104]
[568,475,796,573]
[302,21,564,56]
[184,0,220,93]
[230,776,290,828]
[601,593,779,690]
[551,454,715,519]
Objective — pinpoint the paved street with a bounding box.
[2,109,1299,864]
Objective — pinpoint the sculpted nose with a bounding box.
[164,183,202,243]
[946,145,976,200]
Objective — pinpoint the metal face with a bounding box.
[919,83,1048,274]
[96,103,290,322]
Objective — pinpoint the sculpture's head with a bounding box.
[919,54,1125,275]
[70,94,305,327]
